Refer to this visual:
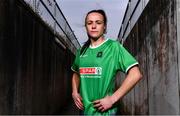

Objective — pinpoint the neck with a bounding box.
[90,36,105,47]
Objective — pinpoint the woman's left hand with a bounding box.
[93,95,114,112]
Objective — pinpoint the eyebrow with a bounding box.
[86,20,104,22]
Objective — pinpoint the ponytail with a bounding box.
[80,39,90,55]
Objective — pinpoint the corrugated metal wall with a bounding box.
[117,0,180,114]
[0,0,74,114]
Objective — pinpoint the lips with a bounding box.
[90,31,98,33]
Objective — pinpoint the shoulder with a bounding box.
[107,38,123,48]
[75,48,81,56]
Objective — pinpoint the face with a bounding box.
[85,12,106,40]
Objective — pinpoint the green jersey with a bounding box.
[71,39,138,115]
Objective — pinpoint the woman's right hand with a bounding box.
[72,92,84,110]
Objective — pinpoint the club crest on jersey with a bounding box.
[97,52,103,58]
[80,67,102,75]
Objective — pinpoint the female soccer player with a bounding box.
[71,9,142,115]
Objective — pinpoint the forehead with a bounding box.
[86,12,104,21]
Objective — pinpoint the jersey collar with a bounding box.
[89,39,109,49]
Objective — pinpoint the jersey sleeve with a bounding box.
[71,49,80,73]
[116,42,138,73]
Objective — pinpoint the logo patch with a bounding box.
[97,52,103,58]
[80,67,102,75]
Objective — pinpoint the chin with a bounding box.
[91,37,99,41]
[88,34,103,41]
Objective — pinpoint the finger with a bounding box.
[76,99,83,108]
[77,98,83,106]
[75,101,84,110]
[77,102,84,110]
[98,106,104,111]
[77,94,83,100]
[93,100,100,104]
[77,98,84,108]
[76,103,83,110]
[74,101,81,109]
[93,103,101,108]
[100,106,107,112]
[101,108,106,112]
[73,97,83,110]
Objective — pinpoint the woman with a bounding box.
[71,9,142,115]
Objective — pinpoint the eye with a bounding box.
[86,21,93,25]
[96,21,104,24]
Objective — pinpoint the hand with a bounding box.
[72,92,84,110]
[93,95,114,112]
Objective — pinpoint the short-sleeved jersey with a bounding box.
[71,39,138,115]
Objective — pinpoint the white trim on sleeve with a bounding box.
[125,62,139,73]
[71,66,79,74]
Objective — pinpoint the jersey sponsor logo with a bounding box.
[80,67,102,75]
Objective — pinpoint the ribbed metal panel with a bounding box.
[0,0,76,114]
[117,0,179,114]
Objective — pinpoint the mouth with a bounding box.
[90,31,98,33]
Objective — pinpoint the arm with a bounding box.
[111,66,142,103]
[72,72,84,110]
[93,66,142,112]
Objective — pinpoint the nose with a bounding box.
[92,23,96,29]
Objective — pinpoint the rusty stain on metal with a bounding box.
[116,0,179,115]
